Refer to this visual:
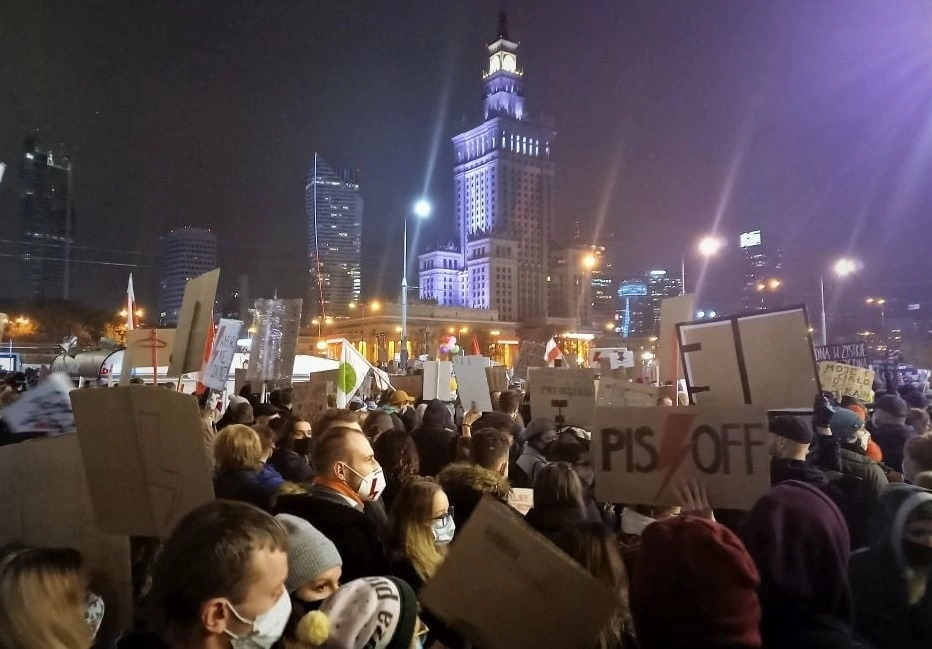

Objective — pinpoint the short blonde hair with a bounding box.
[214,424,263,472]
[0,546,90,649]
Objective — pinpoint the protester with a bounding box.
[871,394,915,473]
[617,505,680,580]
[555,523,634,649]
[410,399,457,477]
[252,424,286,490]
[268,416,315,483]
[198,390,220,457]
[768,415,826,485]
[362,409,402,442]
[213,424,280,510]
[904,434,932,483]
[849,484,932,649]
[254,403,282,428]
[743,480,858,647]
[525,462,593,543]
[288,576,420,649]
[437,428,512,530]
[821,408,889,496]
[372,429,420,512]
[496,389,526,438]
[217,398,255,429]
[906,408,930,435]
[386,390,416,432]
[274,427,391,581]
[631,515,762,649]
[472,410,521,474]
[385,477,453,591]
[847,404,883,462]
[0,545,98,649]
[549,426,611,525]
[314,409,363,435]
[515,417,557,488]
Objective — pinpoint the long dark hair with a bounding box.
[373,429,420,480]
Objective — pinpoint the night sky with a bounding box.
[2,0,932,321]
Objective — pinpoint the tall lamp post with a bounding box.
[401,199,431,369]
[819,258,858,346]
[682,235,725,295]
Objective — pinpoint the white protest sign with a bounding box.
[202,319,242,391]
[507,488,534,516]
[169,269,220,377]
[454,356,494,412]
[527,368,597,428]
[659,294,696,383]
[590,347,633,370]
[592,405,770,510]
[597,377,659,407]
[420,499,617,649]
[677,307,819,410]
[818,361,874,402]
[2,373,75,435]
[423,361,454,401]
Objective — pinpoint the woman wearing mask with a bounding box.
[268,416,315,483]
[525,462,596,543]
[373,429,421,513]
[0,545,103,649]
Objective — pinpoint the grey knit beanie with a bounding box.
[276,514,343,593]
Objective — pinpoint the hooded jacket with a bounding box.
[436,462,511,530]
[849,485,932,649]
[411,400,457,477]
[213,468,278,511]
[871,422,915,474]
[743,481,858,648]
[525,503,588,543]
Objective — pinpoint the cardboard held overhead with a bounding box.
[168,268,220,377]
[814,342,869,368]
[420,498,618,649]
[453,356,494,412]
[0,435,132,633]
[590,347,635,370]
[246,298,304,387]
[527,367,597,428]
[513,340,547,380]
[597,377,659,408]
[71,387,215,537]
[659,294,696,384]
[389,374,423,399]
[202,318,243,391]
[592,405,770,510]
[423,360,454,401]
[291,369,339,420]
[677,306,820,410]
[120,328,176,384]
[507,488,534,516]
[485,365,508,393]
[818,361,874,402]
[2,373,76,434]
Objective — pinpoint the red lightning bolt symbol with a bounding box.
[653,412,699,501]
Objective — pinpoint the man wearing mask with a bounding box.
[274,427,392,581]
[516,417,557,487]
[118,500,290,649]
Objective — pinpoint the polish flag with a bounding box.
[126,274,137,331]
[545,337,564,365]
[195,312,217,394]
[472,333,481,356]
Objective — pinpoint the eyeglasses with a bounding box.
[433,506,455,527]
[415,617,430,641]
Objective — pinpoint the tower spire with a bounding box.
[497,8,509,41]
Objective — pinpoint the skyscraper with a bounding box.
[739,229,783,310]
[306,153,363,318]
[617,278,651,338]
[18,134,73,300]
[647,270,683,333]
[158,228,217,326]
[419,12,555,321]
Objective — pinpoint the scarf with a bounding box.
[314,476,365,507]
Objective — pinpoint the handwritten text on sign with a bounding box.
[592,406,770,510]
[203,319,243,391]
[528,368,597,428]
[818,361,874,402]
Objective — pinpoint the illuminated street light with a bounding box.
[605,322,615,330]
[582,253,597,270]
[315,340,328,351]
[820,258,861,346]
[311,318,320,325]
[641,351,655,361]
[769,278,781,290]
[756,283,766,291]
[833,258,858,277]
[348,302,357,309]
[370,300,381,311]
[413,199,432,219]
[324,316,334,325]
[697,236,725,258]
[490,330,501,336]
[403,199,433,370]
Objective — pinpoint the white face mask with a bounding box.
[433,514,456,544]
[344,463,386,501]
[224,589,292,649]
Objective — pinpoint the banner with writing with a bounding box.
[818,361,874,402]
[202,319,243,391]
[528,368,597,428]
[814,342,869,368]
[596,377,659,407]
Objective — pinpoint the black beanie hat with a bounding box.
[769,416,813,444]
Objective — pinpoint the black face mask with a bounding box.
[903,540,932,569]
[293,438,311,457]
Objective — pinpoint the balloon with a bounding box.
[440,345,450,354]
[441,335,450,345]
[448,336,457,346]
[451,345,461,354]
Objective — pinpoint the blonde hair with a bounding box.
[387,478,445,581]
[0,546,91,649]
[214,424,263,472]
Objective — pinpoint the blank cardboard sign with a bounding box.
[423,361,454,401]
[169,268,220,377]
[453,357,494,412]
[659,294,696,384]
[71,387,215,537]
[421,498,617,649]
[678,306,819,410]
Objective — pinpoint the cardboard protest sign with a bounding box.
[423,361,454,401]
[421,499,617,649]
[0,435,132,632]
[246,298,303,386]
[291,369,338,420]
[597,376,659,407]
[818,361,874,402]
[2,373,75,434]
[169,268,220,377]
[453,356,494,412]
[485,365,508,393]
[527,368,597,428]
[71,387,215,537]
[590,347,634,370]
[234,367,248,396]
[659,294,696,384]
[513,340,547,380]
[202,318,242,391]
[507,488,534,516]
[120,328,176,385]
[677,306,819,410]
[390,374,423,399]
[814,341,869,368]
[592,405,770,510]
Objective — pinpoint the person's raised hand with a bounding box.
[812,392,836,429]
[674,480,715,521]
[463,403,482,427]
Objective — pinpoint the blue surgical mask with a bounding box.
[432,515,456,544]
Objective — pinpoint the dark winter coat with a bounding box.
[390,555,467,649]
[411,400,457,477]
[213,468,278,511]
[436,462,511,531]
[268,447,314,483]
[770,457,828,487]
[274,487,390,582]
[525,504,589,543]
[871,422,915,473]
[849,485,932,649]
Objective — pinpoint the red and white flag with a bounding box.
[126,274,137,331]
[544,337,564,365]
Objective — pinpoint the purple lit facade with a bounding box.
[419,14,555,322]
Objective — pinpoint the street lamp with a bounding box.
[866,297,887,349]
[582,253,597,270]
[682,235,725,295]
[402,198,431,369]
[819,257,859,346]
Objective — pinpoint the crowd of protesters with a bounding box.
[1,369,931,649]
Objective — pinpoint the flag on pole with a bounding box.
[195,312,216,394]
[471,333,481,356]
[337,339,374,407]
[545,337,565,366]
[126,274,137,331]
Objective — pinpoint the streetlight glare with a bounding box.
[697,236,724,257]
[582,253,597,269]
[833,258,858,277]
[413,199,432,219]
[769,278,781,290]
[370,300,381,311]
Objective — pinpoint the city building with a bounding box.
[587,240,618,327]
[306,153,363,319]
[419,12,555,322]
[158,228,217,326]
[647,269,683,333]
[739,229,783,311]
[547,243,595,327]
[617,278,651,338]
[17,134,74,300]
